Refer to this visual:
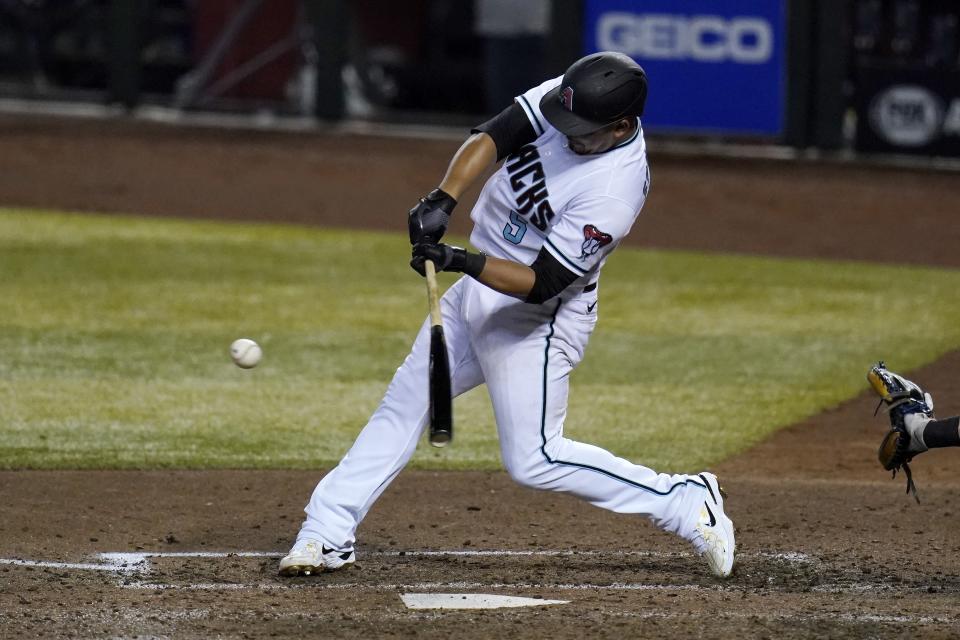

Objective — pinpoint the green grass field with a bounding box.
[3,208,960,471]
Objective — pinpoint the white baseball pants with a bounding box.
[297,276,708,550]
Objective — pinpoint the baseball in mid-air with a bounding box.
[230,338,262,369]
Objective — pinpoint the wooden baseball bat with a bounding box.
[424,260,453,447]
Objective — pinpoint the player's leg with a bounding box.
[471,292,733,575]
[281,278,483,574]
[912,415,960,449]
[479,328,703,534]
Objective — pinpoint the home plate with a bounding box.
[400,593,568,610]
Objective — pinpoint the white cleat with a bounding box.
[690,472,735,578]
[278,538,356,576]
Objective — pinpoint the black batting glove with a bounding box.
[408,188,456,245]
[410,243,486,278]
[410,243,461,275]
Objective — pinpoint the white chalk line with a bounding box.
[5,549,958,623]
[0,549,814,597]
[0,549,814,574]
[108,581,960,625]
[564,609,958,626]
[0,558,125,572]
[116,580,717,593]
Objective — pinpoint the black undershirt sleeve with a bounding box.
[923,416,960,448]
[472,102,538,161]
[525,247,580,304]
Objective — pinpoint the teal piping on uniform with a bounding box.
[601,118,641,154]
[543,238,587,275]
[538,299,705,496]
[518,95,545,135]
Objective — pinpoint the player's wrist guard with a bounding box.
[457,249,487,278]
[409,188,456,245]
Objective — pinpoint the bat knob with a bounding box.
[429,431,452,448]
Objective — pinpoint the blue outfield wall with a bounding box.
[585,0,786,136]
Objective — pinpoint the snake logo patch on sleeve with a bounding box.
[579,224,613,260]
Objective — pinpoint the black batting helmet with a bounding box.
[539,52,648,137]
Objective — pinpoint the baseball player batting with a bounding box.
[279,51,735,578]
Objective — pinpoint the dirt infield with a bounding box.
[3,114,960,639]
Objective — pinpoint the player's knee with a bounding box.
[505,465,537,489]
[503,455,555,490]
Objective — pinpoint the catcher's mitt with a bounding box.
[867,361,933,502]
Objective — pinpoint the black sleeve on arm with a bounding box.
[472,102,538,161]
[525,247,580,304]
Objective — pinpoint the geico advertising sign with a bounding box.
[869,86,960,147]
[585,0,786,135]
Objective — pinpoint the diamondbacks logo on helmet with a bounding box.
[579,224,613,260]
[560,86,574,112]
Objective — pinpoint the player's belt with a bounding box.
[583,282,597,293]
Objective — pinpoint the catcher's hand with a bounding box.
[867,361,933,502]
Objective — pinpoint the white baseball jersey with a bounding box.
[292,76,714,560]
[470,76,651,292]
